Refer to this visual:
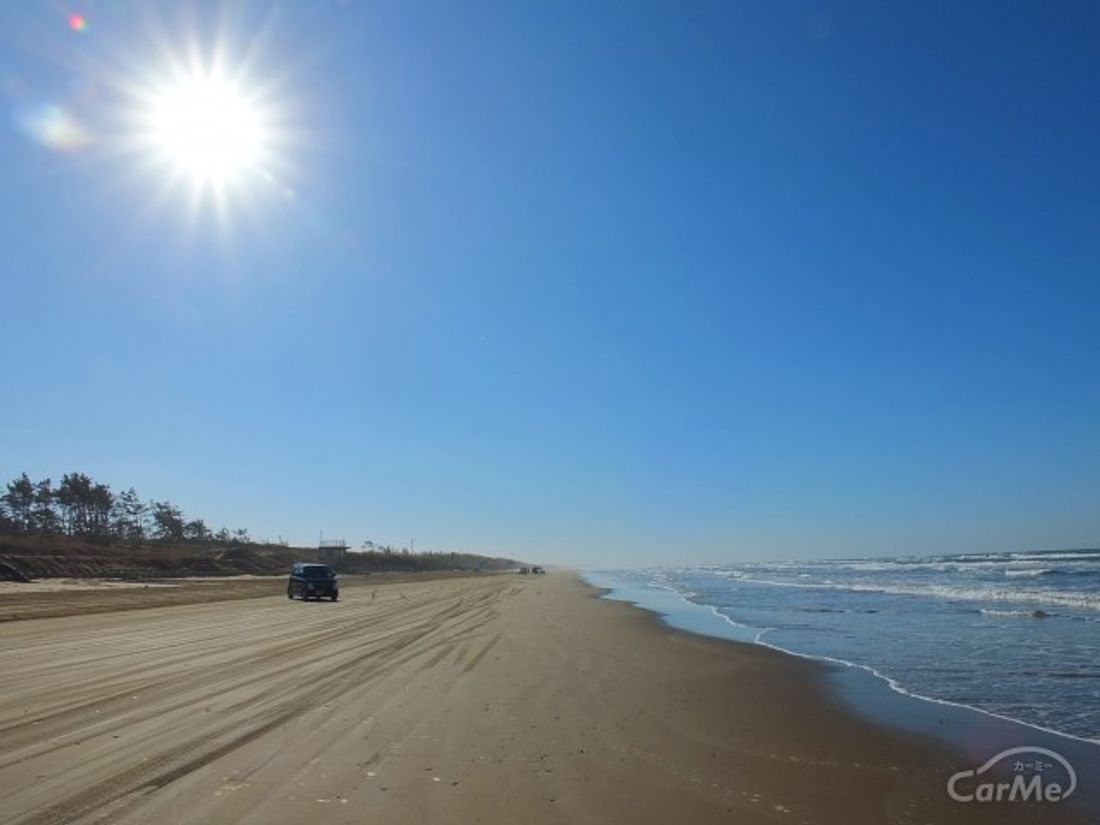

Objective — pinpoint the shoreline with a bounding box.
[584,569,1100,746]
[582,569,1099,818]
[0,570,1090,823]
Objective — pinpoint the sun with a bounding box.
[145,71,267,184]
[104,12,297,221]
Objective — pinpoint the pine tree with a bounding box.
[31,478,59,534]
[2,474,35,533]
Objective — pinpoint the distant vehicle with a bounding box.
[532,566,546,575]
[288,562,339,601]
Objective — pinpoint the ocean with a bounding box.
[585,549,1100,744]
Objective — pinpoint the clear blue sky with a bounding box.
[2,1,1097,566]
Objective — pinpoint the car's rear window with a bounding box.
[303,566,333,578]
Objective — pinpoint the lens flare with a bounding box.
[16,103,91,151]
[68,14,87,33]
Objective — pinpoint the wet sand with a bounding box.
[0,571,1084,823]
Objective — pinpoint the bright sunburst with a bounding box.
[39,4,305,226]
[145,71,266,184]
[110,14,294,223]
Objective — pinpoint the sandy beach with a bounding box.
[0,572,1084,824]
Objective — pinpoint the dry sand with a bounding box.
[0,572,1084,824]
[0,577,285,622]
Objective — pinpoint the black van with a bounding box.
[287,562,339,601]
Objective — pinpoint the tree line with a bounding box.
[351,543,522,573]
[0,472,254,544]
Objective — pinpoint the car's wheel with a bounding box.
[331,594,338,602]
[287,587,293,599]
